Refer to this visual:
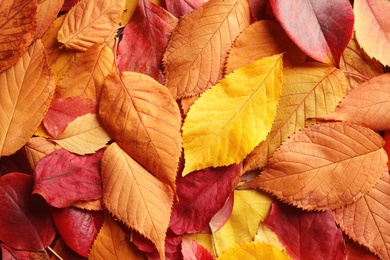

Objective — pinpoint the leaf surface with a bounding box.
[99,72,181,190]
[264,201,347,260]
[247,122,387,210]
[244,63,347,172]
[34,0,64,40]
[163,0,250,99]
[54,113,111,155]
[101,143,174,260]
[33,149,103,207]
[57,0,125,51]
[117,0,178,84]
[333,171,390,260]
[0,149,33,176]
[318,74,390,131]
[0,40,55,156]
[354,0,390,66]
[270,0,354,65]
[165,0,207,18]
[25,137,57,170]
[182,55,283,175]
[182,237,214,260]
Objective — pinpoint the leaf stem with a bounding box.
[342,70,370,81]
[47,246,64,260]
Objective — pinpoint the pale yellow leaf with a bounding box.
[254,225,284,252]
[25,137,57,169]
[216,242,291,260]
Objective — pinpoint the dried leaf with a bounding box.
[0,40,55,156]
[270,0,354,65]
[58,0,125,51]
[209,193,234,233]
[54,113,111,155]
[246,122,388,210]
[101,143,174,260]
[99,72,181,190]
[25,137,57,170]
[34,0,64,40]
[182,237,213,260]
[216,242,290,260]
[163,0,250,99]
[354,0,390,66]
[333,171,390,260]
[165,0,207,18]
[244,63,347,172]
[1,245,50,260]
[182,55,283,175]
[255,224,284,251]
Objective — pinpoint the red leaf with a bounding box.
[116,0,178,84]
[0,173,56,251]
[0,244,49,260]
[270,0,354,65]
[43,97,97,139]
[33,149,103,207]
[169,163,242,235]
[165,0,207,18]
[182,237,213,260]
[248,0,269,20]
[264,201,347,260]
[344,236,378,260]
[51,207,104,257]
[61,0,80,12]
[0,148,33,176]
[51,238,87,260]
[208,193,234,233]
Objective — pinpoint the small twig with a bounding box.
[47,246,64,260]
[343,70,370,81]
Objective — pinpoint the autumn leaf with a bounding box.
[264,201,347,260]
[209,193,234,233]
[163,0,250,99]
[1,245,50,260]
[99,72,181,189]
[34,0,64,40]
[101,143,174,260]
[57,0,125,51]
[248,0,269,21]
[54,113,111,155]
[182,237,213,260]
[51,238,88,260]
[116,0,178,84]
[354,0,390,66]
[182,55,283,175]
[270,0,354,65]
[0,148,33,176]
[165,0,207,18]
[333,171,390,260]
[25,137,57,169]
[245,122,388,210]
[255,224,284,251]
[244,63,347,172]
[33,149,103,207]
[318,74,390,131]
[0,40,55,157]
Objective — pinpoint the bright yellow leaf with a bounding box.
[182,55,283,175]
[216,242,291,260]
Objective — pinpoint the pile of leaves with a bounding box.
[1,0,389,259]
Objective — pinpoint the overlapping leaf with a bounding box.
[99,72,181,189]
[182,237,213,260]
[163,0,250,99]
[182,55,283,175]
[25,137,57,169]
[246,122,387,210]
[217,242,290,260]
[34,0,64,40]
[244,63,347,172]
[165,0,207,18]
[101,143,174,260]
[270,0,354,65]
[0,40,55,156]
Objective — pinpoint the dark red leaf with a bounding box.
[165,0,207,18]
[51,207,103,257]
[182,237,213,260]
[383,131,390,168]
[270,0,354,65]
[61,0,80,12]
[248,0,269,20]
[33,149,103,208]
[43,97,97,139]
[208,192,234,233]
[0,244,49,260]
[0,148,33,176]
[264,201,348,260]
[344,236,378,260]
[51,238,87,260]
[0,173,56,251]
[116,0,178,84]
[169,163,242,235]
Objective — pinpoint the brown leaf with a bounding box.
[99,72,181,190]
[0,40,55,156]
[163,0,250,99]
[245,122,388,211]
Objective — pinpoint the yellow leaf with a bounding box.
[99,72,182,190]
[0,40,55,156]
[121,0,139,25]
[182,55,283,175]
[244,63,347,173]
[216,242,291,260]
[25,137,57,170]
[89,212,146,260]
[163,0,250,99]
[58,0,125,51]
[246,122,388,210]
[54,113,111,155]
[184,233,216,258]
[57,43,116,100]
[101,143,174,260]
[254,225,284,252]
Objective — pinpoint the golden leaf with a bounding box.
[216,242,291,260]
[163,0,250,99]
[246,122,388,210]
[255,225,284,252]
[0,40,55,156]
[182,55,283,175]
[101,143,174,260]
[25,137,57,170]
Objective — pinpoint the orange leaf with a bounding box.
[333,171,390,260]
[163,0,250,99]
[0,40,55,156]
[25,137,57,170]
[99,72,181,190]
[57,0,125,51]
[34,0,64,40]
[101,143,174,260]
[0,0,37,72]
[318,74,390,131]
[245,122,388,211]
